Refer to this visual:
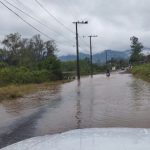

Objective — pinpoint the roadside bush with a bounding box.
[0,67,14,84]
[0,62,8,68]
[32,70,50,83]
[0,67,60,85]
[39,56,62,80]
[14,67,33,84]
[132,64,150,81]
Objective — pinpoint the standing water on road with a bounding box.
[0,72,150,148]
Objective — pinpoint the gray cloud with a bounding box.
[0,0,150,55]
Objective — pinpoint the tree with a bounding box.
[2,33,21,65]
[0,49,8,62]
[45,40,57,57]
[130,36,143,64]
[0,33,63,84]
[1,33,58,68]
[40,56,62,80]
[31,34,45,62]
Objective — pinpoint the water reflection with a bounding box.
[88,79,94,127]
[130,78,150,109]
[1,73,150,148]
[76,81,82,129]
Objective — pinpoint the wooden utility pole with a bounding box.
[105,50,108,66]
[73,21,88,80]
[88,35,98,77]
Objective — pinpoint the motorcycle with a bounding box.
[106,72,110,77]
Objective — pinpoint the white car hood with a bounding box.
[2,128,150,150]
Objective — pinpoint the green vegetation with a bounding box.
[132,64,150,82]
[130,36,144,65]
[108,58,129,69]
[0,33,62,86]
[0,33,107,100]
[130,36,150,82]
[61,58,106,76]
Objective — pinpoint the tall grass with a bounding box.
[132,63,150,81]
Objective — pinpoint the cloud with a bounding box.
[0,0,150,55]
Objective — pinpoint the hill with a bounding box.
[59,50,130,63]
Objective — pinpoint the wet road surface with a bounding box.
[0,72,150,148]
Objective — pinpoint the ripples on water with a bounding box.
[0,73,150,148]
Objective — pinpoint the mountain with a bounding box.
[59,50,130,63]
[92,50,130,63]
[59,52,89,62]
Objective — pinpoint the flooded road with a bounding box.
[1,72,150,148]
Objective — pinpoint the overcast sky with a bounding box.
[0,0,150,55]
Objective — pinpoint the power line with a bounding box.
[54,0,89,48]
[4,0,50,28]
[1,0,89,55]
[0,0,83,55]
[35,0,75,34]
[13,0,41,16]
[34,0,90,51]
[55,0,76,20]
[0,0,53,40]
[4,0,75,44]
[1,0,75,47]
[59,0,90,49]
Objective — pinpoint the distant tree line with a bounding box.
[2,33,150,85]
[0,33,57,67]
[107,58,129,69]
[0,33,62,85]
[61,58,106,76]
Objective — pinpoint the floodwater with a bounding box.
[0,72,150,148]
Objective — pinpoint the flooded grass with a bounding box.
[0,81,65,101]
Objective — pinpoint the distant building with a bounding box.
[112,66,116,71]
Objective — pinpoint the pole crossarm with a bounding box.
[88,35,98,38]
[73,21,88,24]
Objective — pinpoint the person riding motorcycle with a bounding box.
[106,69,110,77]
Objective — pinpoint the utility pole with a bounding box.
[105,50,108,67]
[73,21,88,80]
[88,35,98,77]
